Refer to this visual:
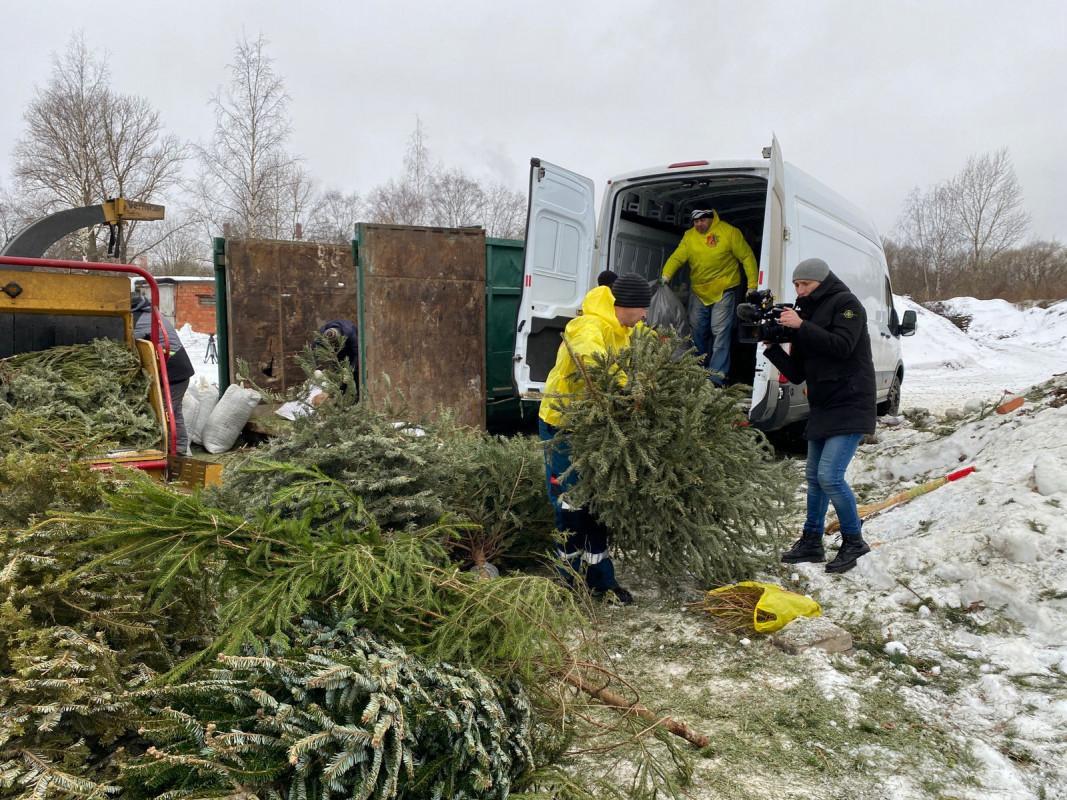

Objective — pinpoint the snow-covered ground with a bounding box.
[898,296,1067,414]
[600,298,1066,800]
[177,324,223,386]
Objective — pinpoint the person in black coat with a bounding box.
[132,294,196,454]
[317,319,359,398]
[762,259,876,573]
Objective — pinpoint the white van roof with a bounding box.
[607,159,883,247]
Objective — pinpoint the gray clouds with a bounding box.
[1,0,1064,241]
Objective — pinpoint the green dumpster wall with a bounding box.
[485,237,527,428]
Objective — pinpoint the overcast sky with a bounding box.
[2,0,1064,242]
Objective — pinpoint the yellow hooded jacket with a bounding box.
[661,211,758,306]
[538,285,634,427]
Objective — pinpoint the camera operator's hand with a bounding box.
[777,307,803,329]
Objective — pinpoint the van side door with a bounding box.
[513,159,596,397]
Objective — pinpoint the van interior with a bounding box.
[605,171,769,386]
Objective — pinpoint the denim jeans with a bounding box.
[804,433,864,537]
[538,419,617,590]
[691,291,736,386]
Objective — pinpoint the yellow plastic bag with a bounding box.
[705,581,821,634]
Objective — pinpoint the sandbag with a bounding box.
[706,581,822,634]
[187,377,219,446]
[201,384,261,454]
[647,283,691,338]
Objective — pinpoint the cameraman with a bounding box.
[761,258,876,574]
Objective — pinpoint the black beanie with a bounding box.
[597,269,618,288]
[612,273,652,308]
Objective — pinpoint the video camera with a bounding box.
[736,290,794,344]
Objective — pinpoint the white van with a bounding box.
[512,137,916,431]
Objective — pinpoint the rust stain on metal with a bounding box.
[358,225,486,428]
[226,239,355,392]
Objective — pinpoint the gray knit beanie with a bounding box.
[792,258,830,283]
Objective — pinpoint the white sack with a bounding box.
[201,384,261,454]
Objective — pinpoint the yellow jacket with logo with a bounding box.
[538,286,634,427]
[661,212,758,305]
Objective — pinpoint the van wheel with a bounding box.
[878,374,901,416]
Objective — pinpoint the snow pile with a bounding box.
[895,295,1067,414]
[796,374,1067,798]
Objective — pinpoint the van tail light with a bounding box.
[668,160,709,168]
[778,372,789,384]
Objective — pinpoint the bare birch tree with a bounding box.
[197,34,295,238]
[895,184,961,298]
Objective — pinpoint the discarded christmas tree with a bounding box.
[551,331,793,587]
[0,339,159,457]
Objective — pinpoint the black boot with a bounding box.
[825,536,871,574]
[781,532,825,564]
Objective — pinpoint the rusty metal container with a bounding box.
[223,239,355,393]
[355,224,486,429]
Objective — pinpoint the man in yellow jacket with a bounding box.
[662,209,758,386]
[538,273,651,604]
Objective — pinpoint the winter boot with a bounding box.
[780,531,826,564]
[825,536,871,574]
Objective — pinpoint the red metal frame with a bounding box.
[0,255,178,461]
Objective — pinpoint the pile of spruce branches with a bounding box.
[0,339,159,456]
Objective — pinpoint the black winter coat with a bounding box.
[763,271,876,440]
[319,319,359,373]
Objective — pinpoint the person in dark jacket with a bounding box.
[762,258,876,573]
[317,319,359,397]
[131,294,195,454]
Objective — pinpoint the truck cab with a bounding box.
[513,138,913,430]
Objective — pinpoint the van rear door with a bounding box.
[750,136,787,423]
[513,159,596,396]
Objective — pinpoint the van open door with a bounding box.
[750,136,787,422]
[513,158,596,397]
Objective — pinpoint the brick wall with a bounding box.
[174,281,217,334]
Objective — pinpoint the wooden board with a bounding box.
[357,225,486,429]
[225,239,355,393]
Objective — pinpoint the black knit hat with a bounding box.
[597,269,618,288]
[612,273,652,308]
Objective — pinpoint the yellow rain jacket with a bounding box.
[538,286,635,427]
[661,212,758,306]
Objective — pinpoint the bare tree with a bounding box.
[367,118,440,226]
[429,168,485,228]
[949,148,1030,272]
[13,33,185,260]
[0,183,30,249]
[197,34,294,238]
[481,182,526,239]
[306,189,362,243]
[147,211,211,276]
[367,120,527,238]
[895,184,961,298]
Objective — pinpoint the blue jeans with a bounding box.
[538,419,617,590]
[692,291,736,386]
[804,433,864,537]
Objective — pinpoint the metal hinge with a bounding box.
[783,226,791,241]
